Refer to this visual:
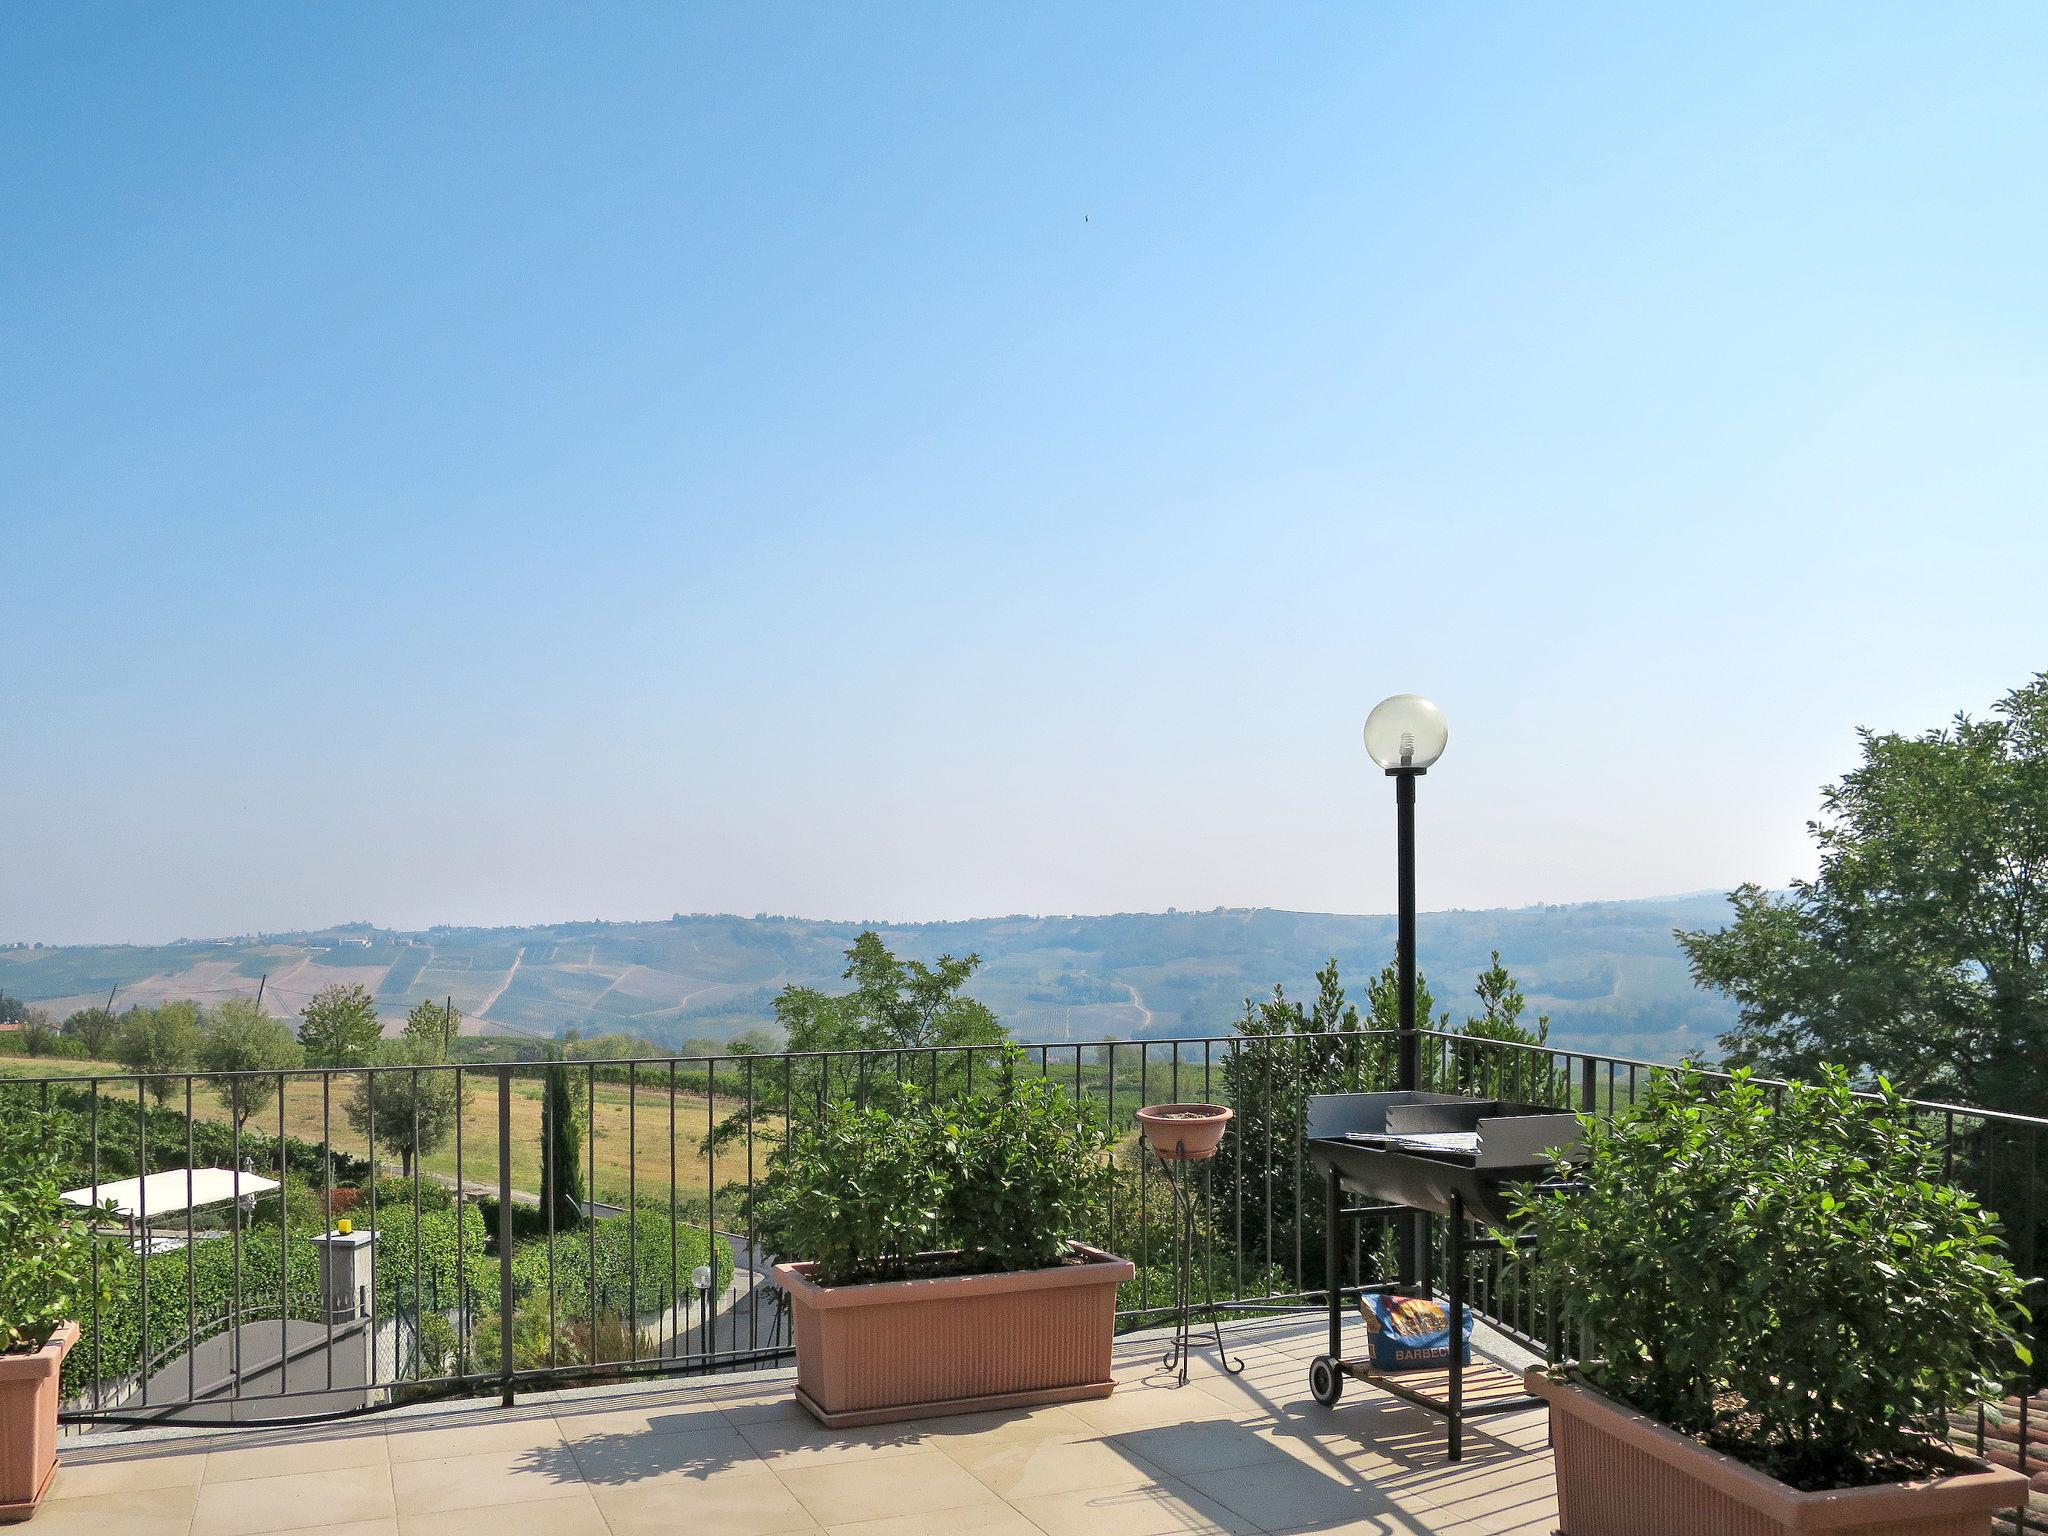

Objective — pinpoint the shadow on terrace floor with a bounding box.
[37,1314,1558,1536]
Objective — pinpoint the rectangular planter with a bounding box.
[772,1243,1135,1427]
[1526,1368,2028,1536]
[0,1324,77,1525]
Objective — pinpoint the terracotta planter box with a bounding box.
[1526,1368,2028,1536]
[772,1243,1135,1427]
[0,1324,77,1524]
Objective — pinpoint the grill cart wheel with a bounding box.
[1309,1354,1344,1406]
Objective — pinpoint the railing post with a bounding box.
[498,1065,515,1407]
[1579,1058,1597,1116]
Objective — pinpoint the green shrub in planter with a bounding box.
[757,1047,1111,1286]
[946,1059,1112,1276]
[0,1111,109,1352]
[1508,1065,2031,1491]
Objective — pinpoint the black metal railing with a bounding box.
[5,1027,2042,1525]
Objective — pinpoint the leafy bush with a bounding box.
[758,1048,1111,1286]
[1509,1066,2032,1491]
[450,1206,729,1374]
[758,1100,951,1285]
[0,1111,108,1351]
[468,1295,561,1374]
[948,1058,1111,1274]
[470,1296,647,1374]
[413,1310,458,1377]
[248,1175,334,1234]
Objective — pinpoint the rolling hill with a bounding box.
[1,895,1745,1062]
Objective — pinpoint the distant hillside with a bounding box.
[0,895,1744,1062]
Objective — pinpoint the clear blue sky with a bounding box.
[5,4,2044,945]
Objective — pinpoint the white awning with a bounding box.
[62,1169,280,1222]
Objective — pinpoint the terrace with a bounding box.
[33,1314,1555,1536]
[8,1028,2046,1535]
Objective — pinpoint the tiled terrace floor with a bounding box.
[44,1316,1557,1536]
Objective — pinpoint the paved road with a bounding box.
[656,1232,789,1363]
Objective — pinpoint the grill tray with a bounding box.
[1304,1092,1580,1225]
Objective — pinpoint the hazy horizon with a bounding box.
[5,887,1743,952]
[7,5,2043,947]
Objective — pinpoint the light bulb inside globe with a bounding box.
[1364,695,1448,773]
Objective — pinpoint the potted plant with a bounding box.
[1135,1103,1232,1162]
[763,1051,1133,1426]
[1508,1066,2031,1536]
[0,1114,105,1524]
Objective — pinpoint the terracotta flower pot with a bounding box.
[1135,1103,1233,1162]
[0,1323,77,1524]
[771,1242,1135,1427]
[1525,1368,2028,1536]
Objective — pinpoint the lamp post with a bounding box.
[1364,694,1449,1288]
[1363,694,1449,1088]
[693,1263,714,1358]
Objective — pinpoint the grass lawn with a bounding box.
[2,1055,778,1213]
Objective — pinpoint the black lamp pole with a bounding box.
[1391,764,1423,1287]
[1393,766,1420,1092]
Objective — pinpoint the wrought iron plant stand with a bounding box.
[1135,1104,1244,1385]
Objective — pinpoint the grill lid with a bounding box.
[1306,1091,1582,1169]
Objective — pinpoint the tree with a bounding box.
[1214,958,1390,1289]
[540,1053,585,1228]
[1213,951,1554,1289]
[724,1028,779,1057]
[199,999,304,1136]
[114,1002,202,1105]
[1680,675,2048,1115]
[1445,951,1552,1094]
[298,984,383,1067]
[0,992,26,1025]
[709,933,1007,1156]
[18,1010,58,1057]
[1363,962,1448,1036]
[775,932,1005,1055]
[343,1037,465,1178]
[63,1006,121,1057]
[1462,952,1550,1047]
[401,998,459,1056]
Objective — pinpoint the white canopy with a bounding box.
[62,1169,280,1223]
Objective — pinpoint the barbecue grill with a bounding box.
[1302,1091,1582,1459]
[1306,1091,1582,1225]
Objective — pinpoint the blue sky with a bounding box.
[4,4,2045,945]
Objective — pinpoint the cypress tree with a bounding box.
[540,1053,585,1228]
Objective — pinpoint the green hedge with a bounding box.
[370,1197,493,1316]
[63,1197,484,1401]
[63,1198,731,1402]
[63,1228,323,1400]
[506,1203,730,1321]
